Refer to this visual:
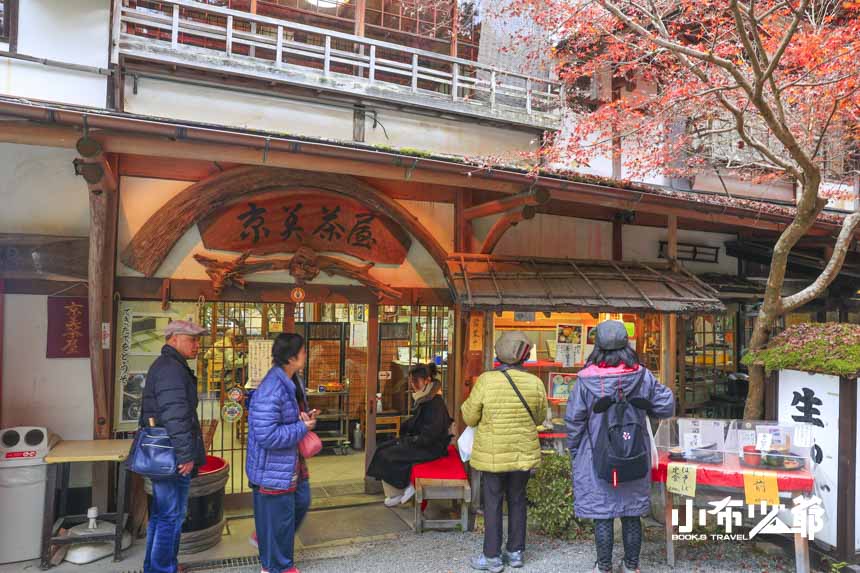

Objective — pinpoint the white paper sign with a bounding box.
[350,322,368,348]
[247,338,274,389]
[556,343,575,367]
[737,430,756,448]
[794,423,814,448]
[755,432,773,452]
[683,432,702,450]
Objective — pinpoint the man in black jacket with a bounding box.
[139,319,207,573]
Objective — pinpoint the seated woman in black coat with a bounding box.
[367,362,452,506]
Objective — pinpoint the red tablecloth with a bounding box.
[651,451,814,493]
[410,445,467,483]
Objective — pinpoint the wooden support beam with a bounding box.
[0,234,88,281]
[452,305,466,433]
[479,206,535,254]
[455,189,472,253]
[665,214,679,402]
[463,186,550,221]
[364,303,379,491]
[612,217,623,261]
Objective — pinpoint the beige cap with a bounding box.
[495,331,533,365]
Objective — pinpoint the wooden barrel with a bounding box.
[145,455,229,554]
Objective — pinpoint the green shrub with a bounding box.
[526,452,589,539]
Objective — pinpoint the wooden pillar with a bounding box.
[449,0,459,58]
[452,305,466,432]
[835,376,857,560]
[87,178,118,440]
[354,0,366,36]
[665,215,679,401]
[455,189,473,252]
[364,303,379,488]
[612,217,623,261]
[285,302,296,332]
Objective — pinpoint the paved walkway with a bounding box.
[188,527,795,573]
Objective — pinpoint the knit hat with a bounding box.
[495,331,533,365]
[594,320,629,351]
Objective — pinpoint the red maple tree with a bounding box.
[508,0,860,417]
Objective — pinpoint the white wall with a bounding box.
[117,176,450,288]
[622,225,738,275]
[0,0,110,108]
[124,76,538,159]
[2,295,93,485]
[0,144,90,235]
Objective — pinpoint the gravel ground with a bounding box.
[284,526,796,573]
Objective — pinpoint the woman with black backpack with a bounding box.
[566,320,675,573]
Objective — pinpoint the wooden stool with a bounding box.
[414,477,471,533]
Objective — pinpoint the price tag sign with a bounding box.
[683,432,702,450]
[756,432,773,452]
[743,471,780,505]
[794,424,814,448]
[667,463,697,497]
[737,430,756,448]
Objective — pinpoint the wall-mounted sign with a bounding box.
[378,371,392,381]
[469,314,484,352]
[290,287,306,303]
[46,297,90,358]
[198,192,412,264]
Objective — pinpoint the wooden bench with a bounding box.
[410,445,471,534]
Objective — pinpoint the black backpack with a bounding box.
[585,371,654,486]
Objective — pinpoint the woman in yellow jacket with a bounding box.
[461,331,548,573]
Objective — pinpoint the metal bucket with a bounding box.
[145,455,230,554]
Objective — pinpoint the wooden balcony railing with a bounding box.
[113,0,564,128]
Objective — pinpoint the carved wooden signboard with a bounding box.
[197,192,412,264]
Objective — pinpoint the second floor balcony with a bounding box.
[113,0,565,130]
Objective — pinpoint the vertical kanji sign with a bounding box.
[46,297,90,358]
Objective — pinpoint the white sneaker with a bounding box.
[384,496,402,507]
[400,484,416,504]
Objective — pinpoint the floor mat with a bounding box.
[298,505,409,547]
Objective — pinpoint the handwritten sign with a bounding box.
[667,463,697,497]
[46,297,90,358]
[469,314,484,352]
[794,424,814,448]
[247,338,274,389]
[198,192,412,264]
[755,432,774,452]
[683,432,703,451]
[743,471,780,505]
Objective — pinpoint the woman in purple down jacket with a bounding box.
[566,321,675,573]
[246,333,317,573]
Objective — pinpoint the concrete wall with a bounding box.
[0,0,110,108]
[0,144,90,235]
[1,294,93,485]
[123,76,538,159]
[116,176,451,288]
[622,225,738,275]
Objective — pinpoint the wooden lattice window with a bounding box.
[659,241,720,263]
[0,0,18,48]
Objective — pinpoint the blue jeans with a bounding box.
[253,480,311,573]
[144,474,191,573]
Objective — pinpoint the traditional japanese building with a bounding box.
[1,0,858,516]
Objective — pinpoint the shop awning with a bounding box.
[447,255,725,314]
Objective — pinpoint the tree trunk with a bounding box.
[743,178,823,419]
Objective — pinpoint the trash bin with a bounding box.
[0,426,59,564]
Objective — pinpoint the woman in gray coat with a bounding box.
[566,321,674,573]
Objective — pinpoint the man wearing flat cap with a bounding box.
[139,319,208,573]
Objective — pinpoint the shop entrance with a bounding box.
[191,301,452,500]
